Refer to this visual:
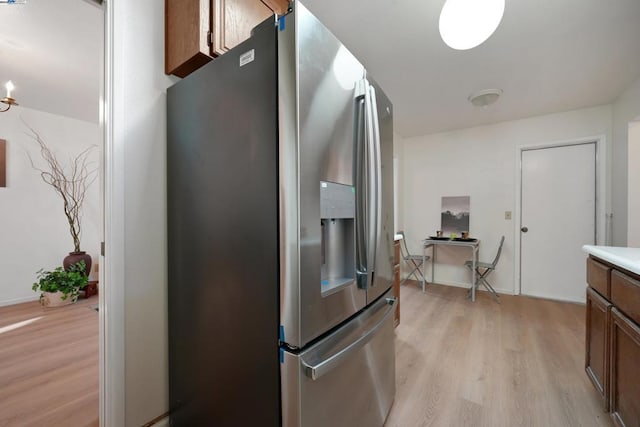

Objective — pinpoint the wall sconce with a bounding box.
[1,81,18,113]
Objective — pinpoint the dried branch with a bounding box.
[23,121,98,253]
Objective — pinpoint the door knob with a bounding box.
[521,226,528,233]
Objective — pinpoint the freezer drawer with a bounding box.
[281,290,396,427]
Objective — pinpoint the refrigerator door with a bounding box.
[279,3,368,349]
[281,289,397,427]
[365,76,395,304]
[167,19,280,426]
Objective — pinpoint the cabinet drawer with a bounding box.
[587,257,611,299]
[611,270,640,326]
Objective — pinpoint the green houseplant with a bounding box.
[32,261,88,307]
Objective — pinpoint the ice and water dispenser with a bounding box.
[320,181,355,297]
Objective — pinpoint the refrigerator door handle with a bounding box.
[364,80,377,285]
[368,84,382,282]
[300,297,397,381]
[354,93,368,289]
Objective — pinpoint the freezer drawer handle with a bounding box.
[301,297,397,381]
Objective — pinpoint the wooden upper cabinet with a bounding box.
[166,0,290,78]
[213,0,272,56]
[165,0,212,78]
[260,0,289,15]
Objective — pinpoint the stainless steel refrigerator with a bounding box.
[167,2,395,426]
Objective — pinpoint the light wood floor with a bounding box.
[0,284,614,427]
[0,296,99,427]
[386,282,612,427]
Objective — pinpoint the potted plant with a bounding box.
[26,123,98,275]
[32,261,89,307]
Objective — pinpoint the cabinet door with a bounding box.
[611,307,640,426]
[166,0,213,77]
[212,0,273,56]
[585,287,612,410]
[260,0,289,15]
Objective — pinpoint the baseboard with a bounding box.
[0,295,40,307]
[151,419,169,427]
[142,413,169,427]
[520,292,586,305]
[413,279,514,296]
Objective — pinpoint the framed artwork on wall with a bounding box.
[441,195,470,236]
[0,139,6,187]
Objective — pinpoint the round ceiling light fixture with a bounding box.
[439,0,505,50]
[468,88,503,107]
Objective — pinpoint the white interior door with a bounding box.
[520,143,596,303]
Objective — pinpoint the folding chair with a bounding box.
[397,231,430,286]
[465,236,505,303]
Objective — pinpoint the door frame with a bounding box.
[101,0,126,425]
[514,135,606,296]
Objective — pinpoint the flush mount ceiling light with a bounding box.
[468,88,502,107]
[439,0,505,50]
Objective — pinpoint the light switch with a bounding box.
[505,211,512,220]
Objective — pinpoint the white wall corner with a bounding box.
[628,121,640,247]
[611,73,640,246]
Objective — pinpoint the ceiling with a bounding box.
[0,0,103,123]
[1,0,640,137]
[305,0,640,137]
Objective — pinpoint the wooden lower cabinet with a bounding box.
[585,255,640,427]
[394,240,400,327]
[585,287,612,410]
[610,307,640,427]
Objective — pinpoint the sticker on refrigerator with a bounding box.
[239,49,255,67]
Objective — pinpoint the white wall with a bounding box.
[612,74,640,246]
[111,1,177,425]
[629,121,640,247]
[0,107,100,306]
[399,105,612,294]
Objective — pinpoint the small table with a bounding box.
[422,238,481,301]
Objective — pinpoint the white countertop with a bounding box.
[582,245,640,275]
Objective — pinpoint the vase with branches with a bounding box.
[25,123,98,275]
